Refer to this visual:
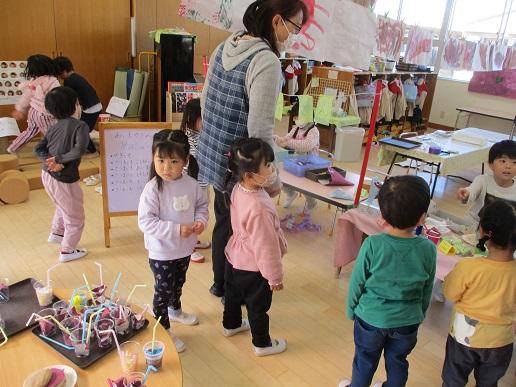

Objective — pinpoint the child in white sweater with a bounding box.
[138,130,209,353]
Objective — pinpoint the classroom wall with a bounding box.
[429,78,515,134]
[134,0,230,74]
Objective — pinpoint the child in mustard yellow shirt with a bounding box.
[442,200,516,387]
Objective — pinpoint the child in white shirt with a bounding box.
[138,129,209,353]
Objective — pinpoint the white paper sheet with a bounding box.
[0,117,20,137]
[106,96,130,118]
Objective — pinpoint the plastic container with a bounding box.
[334,126,365,162]
[283,154,332,177]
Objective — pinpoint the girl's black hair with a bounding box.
[53,56,74,74]
[149,129,190,191]
[477,200,516,251]
[23,54,57,79]
[243,0,309,56]
[488,140,516,163]
[180,98,201,133]
[224,137,275,189]
[44,86,78,119]
[289,101,315,138]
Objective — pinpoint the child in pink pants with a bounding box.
[34,86,90,262]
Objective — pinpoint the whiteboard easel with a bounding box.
[99,122,173,247]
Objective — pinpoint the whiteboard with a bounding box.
[103,128,160,213]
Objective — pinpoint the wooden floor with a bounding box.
[0,125,514,386]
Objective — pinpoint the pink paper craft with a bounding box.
[405,26,433,66]
[503,44,516,70]
[46,368,66,387]
[374,16,404,61]
[326,167,355,186]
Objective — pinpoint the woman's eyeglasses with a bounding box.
[285,18,302,34]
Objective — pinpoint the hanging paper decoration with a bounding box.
[472,40,491,71]
[374,16,404,61]
[491,43,508,71]
[442,37,476,71]
[503,44,516,70]
[178,0,377,70]
[405,26,434,66]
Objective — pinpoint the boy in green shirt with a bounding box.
[339,175,436,387]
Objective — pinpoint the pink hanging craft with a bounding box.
[405,26,433,66]
[374,16,404,61]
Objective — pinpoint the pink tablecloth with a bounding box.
[334,209,462,281]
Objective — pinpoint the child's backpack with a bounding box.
[412,105,423,127]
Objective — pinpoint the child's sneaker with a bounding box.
[59,248,88,263]
[337,379,351,387]
[223,319,250,337]
[283,192,298,208]
[253,338,287,356]
[167,329,186,353]
[195,240,211,249]
[190,251,205,263]
[48,233,63,244]
[168,308,199,325]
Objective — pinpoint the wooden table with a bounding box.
[454,106,515,138]
[0,289,183,387]
[379,128,509,197]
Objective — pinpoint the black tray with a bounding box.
[379,137,422,150]
[0,278,59,337]
[305,167,346,182]
[32,318,149,369]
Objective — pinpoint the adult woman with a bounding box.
[198,0,309,298]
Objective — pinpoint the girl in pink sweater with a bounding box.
[8,55,60,153]
[222,138,288,357]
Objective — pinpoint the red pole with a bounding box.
[353,80,382,207]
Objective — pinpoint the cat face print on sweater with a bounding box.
[173,195,191,212]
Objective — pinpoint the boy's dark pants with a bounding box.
[351,317,419,387]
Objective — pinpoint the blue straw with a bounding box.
[143,365,158,384]
[110,272,122,301]
[39,334,74,350]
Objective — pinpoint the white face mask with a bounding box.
[252,166,277,188]
[275,18,295,53]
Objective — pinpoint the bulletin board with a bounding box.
[99,121,173,247]
[306,66,353,109]
[0,61,27,105]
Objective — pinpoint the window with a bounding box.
[439,0,513,81]
[400,0,448,30]
[373,0,401,19]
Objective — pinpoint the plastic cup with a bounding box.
[110,306,131,335]
[91,284,107,304]
[130,313,146,331]
[94,318,115,348]
[125,372,145,387]
[119,341,140,373]
[38,308,57,336]
[53,300,69,321]
[61,316,81,346]
[0,278,9,303]
[143,340,165,369]
[33,280,53,306]
[70,328,90,357]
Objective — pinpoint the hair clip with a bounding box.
[476,235,489,252]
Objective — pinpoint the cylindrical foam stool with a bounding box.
[0,170,29,204]
[0,154,19,173]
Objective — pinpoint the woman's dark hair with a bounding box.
[180,98,201,132]
[378,175,431,229]
[243,0,309,56]
[488,140,516,163]
[53,56,74,74]
[23,55,57,79]
[478,200,516,251]
[224,137,275,189]
[149,129,190,191]
[44,86,78,119]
